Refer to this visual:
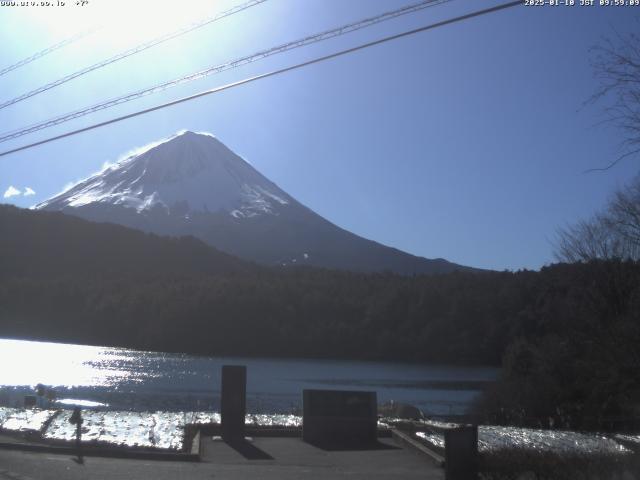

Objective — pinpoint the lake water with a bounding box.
[1,339,633,456]
[0,338,498,416]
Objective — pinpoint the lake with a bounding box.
[0,338,498,416]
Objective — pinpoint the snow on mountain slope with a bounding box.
[38,131,290,219]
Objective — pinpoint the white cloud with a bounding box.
[194,130,216,139]
[62,181,78,192]
[116,131,184,164]
[23,187,36,196]
[3,186,21,198]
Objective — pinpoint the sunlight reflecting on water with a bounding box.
[55,398,109,408]
[0,339,137,387]
[416,426,631,455]
[0,338,498,415]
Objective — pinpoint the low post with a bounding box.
[444,424,478,480]
[221,365,246,441]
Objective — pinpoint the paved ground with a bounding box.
[0,436,443,479]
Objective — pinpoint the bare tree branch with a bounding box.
[586,23,640,171]
[555,176,640,262]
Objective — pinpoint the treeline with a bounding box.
[0,262,525,364]
[0,204,521,363]
[474,260,640,431]
[1,205,639,429]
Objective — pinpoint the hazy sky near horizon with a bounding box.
[0,0,638,271]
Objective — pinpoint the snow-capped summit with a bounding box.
[38,132,471,274]
[38,131,290,219]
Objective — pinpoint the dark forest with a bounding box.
[1,204,639,430]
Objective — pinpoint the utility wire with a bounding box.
[0,0,451,143]
[0,0,522,159]
[0,0,267,111]
[0,28,99,78]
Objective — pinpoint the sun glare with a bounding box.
[0,338,133,387]
[22,0,224,51]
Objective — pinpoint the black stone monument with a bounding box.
[221,365,246,441]
[302,389,377,446]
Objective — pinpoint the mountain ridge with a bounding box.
[37,131,475,274]
[0,204,250,280]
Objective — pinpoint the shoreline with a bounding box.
[1,406,637,456]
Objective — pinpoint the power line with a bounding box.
[0,0,267,111]
[0,0,452,143]
[0,28,98,78]
[0,1,522,159]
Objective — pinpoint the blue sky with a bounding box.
[0,0,638,271]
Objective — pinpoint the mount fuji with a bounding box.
[37,131,470,274]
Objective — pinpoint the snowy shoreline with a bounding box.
[2,406,638,456]
[0,406,304,451]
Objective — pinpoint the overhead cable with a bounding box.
[0,1,522,159]
[0,0,267,111]
[0,0,452,143]
[0,28,98,78]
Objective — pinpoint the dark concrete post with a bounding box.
[221,365,246,441]
[444,425,478,480]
